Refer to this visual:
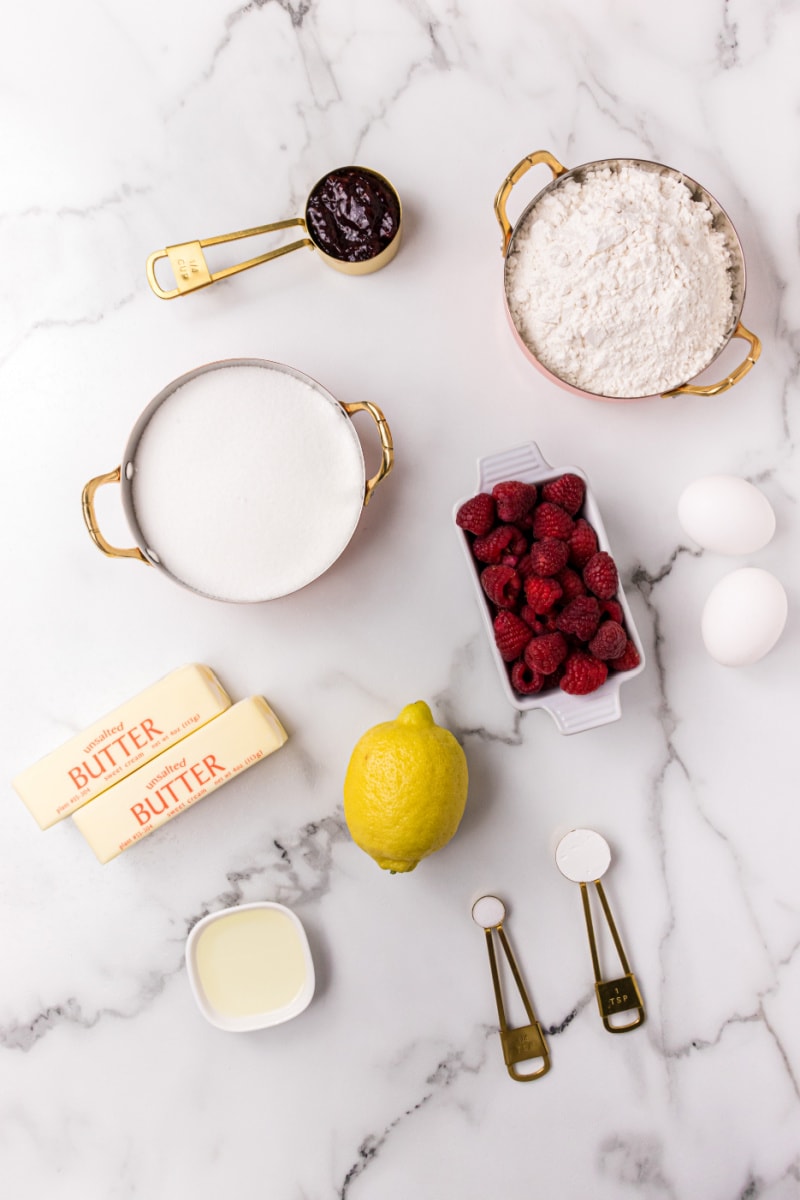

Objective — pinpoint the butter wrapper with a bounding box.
[72,697,288,863]
[13,664,231,830]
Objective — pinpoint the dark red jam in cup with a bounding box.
[305,167,401,263]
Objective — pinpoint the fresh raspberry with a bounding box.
[510,659,544,695]
[473,525,513,564]
[523,575,563,613]
[556,567,586,602]
[525,632,569,675]
[519,606,546,635]
[532,502,575,540]
[601,598,624,624]
[472,525,514,564]
[568,518,598,569]
[583,551,619,600]
[588,620,627,661]
[528,537,569,577]
[542,473,586,516]
[560,652,608,695]
[493,611,533,662]
[556,595,601,641]
[516,553,537,580]
[480,565,521,609]
[492,480,538,523]
[610,639,641,672]
[456,493,496,536]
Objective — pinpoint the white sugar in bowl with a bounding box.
[82,359,394,602]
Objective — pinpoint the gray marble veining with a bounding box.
[1,0,799,1197]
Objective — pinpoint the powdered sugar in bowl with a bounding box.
[495,151,760,402]
[82,359,393,602]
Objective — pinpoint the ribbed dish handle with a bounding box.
[541,685,624,735]
[476,443,553,492]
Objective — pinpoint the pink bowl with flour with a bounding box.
[494,150,760,402]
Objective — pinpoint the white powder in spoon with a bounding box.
[129,362,365,601]
[505,164,735,397]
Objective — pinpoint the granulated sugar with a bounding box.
[505,164,735,397]
[130,363,365,601]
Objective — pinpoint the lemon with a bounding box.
[343,701,468,873]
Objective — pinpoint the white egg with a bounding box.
[678,474,775,555]
[701,568,788,666]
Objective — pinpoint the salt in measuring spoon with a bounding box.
[146,165,402,299]
[554,830,645,1033]
[471,895,550,1082]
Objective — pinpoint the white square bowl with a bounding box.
[185,901,315,1032]
[454,442,645,734]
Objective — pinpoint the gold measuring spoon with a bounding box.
[555,829,645,1033]
[146,165,402,299]
[471,894,550,1081]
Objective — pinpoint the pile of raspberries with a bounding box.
[456,475,640,696]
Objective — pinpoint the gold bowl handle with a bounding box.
[662,321,761,397]
[494,150,568,255]
[341,401,394,507]
[146,220,314,299]
[82,468,148,562]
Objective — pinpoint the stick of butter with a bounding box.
[13,664,231,830]
[72,696,288,864]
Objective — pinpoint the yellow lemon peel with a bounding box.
[343,701,468,873]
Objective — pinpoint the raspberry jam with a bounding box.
[305,167,401,263]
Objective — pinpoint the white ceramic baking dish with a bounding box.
[454,442,645,734]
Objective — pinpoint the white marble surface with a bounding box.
[2,1,799,1196]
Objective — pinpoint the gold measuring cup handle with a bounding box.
[341,401,394,507]
[82,468,148,563]
[662,321,762,398]
[494,150,568,256]
[146,219,314,299]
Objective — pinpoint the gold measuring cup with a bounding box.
[147,165,402,299]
